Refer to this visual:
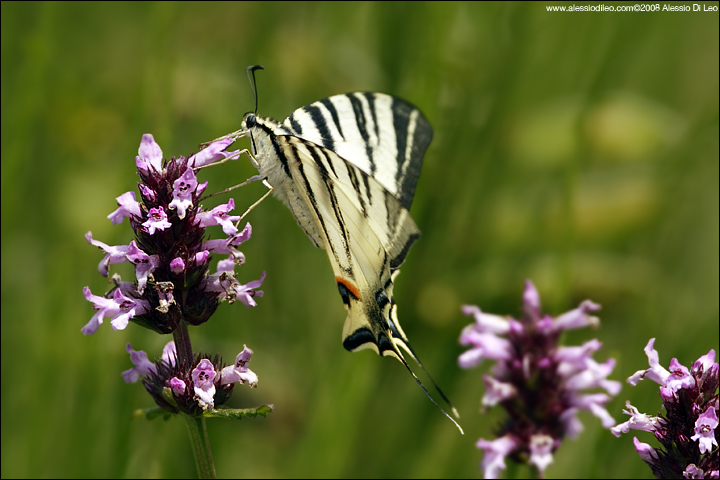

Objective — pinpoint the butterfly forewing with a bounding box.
[282,92,432,209]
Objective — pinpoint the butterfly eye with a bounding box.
[245,114,257,129]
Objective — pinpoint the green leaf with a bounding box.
[133,407,174,421]
[202,404,274,420]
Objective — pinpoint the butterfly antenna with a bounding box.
[246,65,264,115]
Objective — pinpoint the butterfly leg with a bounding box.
[198,128,247,149]
[196,148,253,170]
[227,148,275,223]
[194,143,274,225]
[235,178,273,224]
[198,148,265,199]
[196,146,273,223]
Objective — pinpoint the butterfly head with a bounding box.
[240,112,260,157]
[242,113,257,130]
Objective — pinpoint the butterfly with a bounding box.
[209,66,460,431]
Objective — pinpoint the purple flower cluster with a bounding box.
[612,339,719,478]
[83,134,264,335]
[459,280,620,478]
[124,341,259,415]
[83,134,265,415]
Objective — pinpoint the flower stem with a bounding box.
[175,321,215,478]
[183,414,216,479]
[173,319,194,365]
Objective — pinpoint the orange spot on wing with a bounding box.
[336,276,361,300]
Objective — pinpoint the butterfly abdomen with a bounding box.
[339,278,392,355]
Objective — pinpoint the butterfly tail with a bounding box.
[339,272,462,433]
[389,338,464,434]
[385,299,462,422]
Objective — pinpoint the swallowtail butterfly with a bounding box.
[209,66,460,431]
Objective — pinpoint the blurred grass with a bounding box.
[1,2,717,478]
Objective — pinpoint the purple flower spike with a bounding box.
[613,340,719,478]
[235,222,252,243]
[202,222,253,262]
[161,341,177,366]
[136,342,260,416]
[460,280,619,478]
[85,133,266,333]
[460,305,511,334]
[84,133,268,417]
[458,330,513,369]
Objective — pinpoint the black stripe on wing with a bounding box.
[287,112,304,135]
[390,231,420,271]
[319,97,345,140]
[363,92,380,140]
[346,93,377,176]
[345,92,431,210]
[280,139,359,278]
[344,161,369,218]
[342,326,394,355]
[304,105,335,150]
[388,96,432,210]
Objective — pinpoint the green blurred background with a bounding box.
[2,2,717,478]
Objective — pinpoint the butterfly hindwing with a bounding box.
[276,136,419,358]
